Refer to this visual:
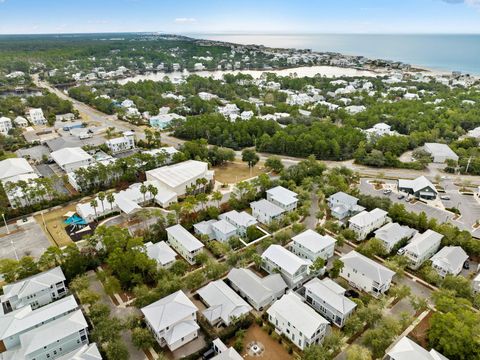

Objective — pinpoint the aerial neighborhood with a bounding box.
[0,32,479,360]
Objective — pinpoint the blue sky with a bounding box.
[1,0,480,34]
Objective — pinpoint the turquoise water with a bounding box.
[189,33,480,75]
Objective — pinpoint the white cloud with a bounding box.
[174,17,197,24]
[442,0,480,8]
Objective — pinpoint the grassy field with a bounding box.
[34,203,76,247]
[214,161,266,184]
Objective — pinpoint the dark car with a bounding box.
[344,289,360,298]
[397,194,405,200]
[463,260,470,270]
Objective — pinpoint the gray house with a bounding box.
[397,176,437,200]
[327,192,365,220]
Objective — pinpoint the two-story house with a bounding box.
[403,230,443,270]
[219,210,257,237]
[141,290,199,351]
[261,245,311,288]
[267,292,329,350]
[431,246,468,277]
[348,208,389,240]
[166,224,204,265]
[291,229,336,262]
[0,267,67,315]
[0,117,12,136]
[340,251,395,297]
[105,131,135,154]
[327,192,365,220]
[374,222,417,252]
[250,199,286,225]
[266,186,298,211]
[303,278,357,327]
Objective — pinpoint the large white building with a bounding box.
[267,292,329,350]
[348,208,389,240]
[28,108,47,125]
[227,268,287,311]
[146,160,214,197]
[141,290,199,351]
[105,131,135,154]
[166,224,204,264]
[197,280,252,326]
[340,251,395,297]
[303,278,357,328]
[0,158,38,184]
[291,229,336,262]
[261,245,311,288]
[0,267,67,315]
[423,143,459,163]
[51,147,94,173]
[403,230,443,270]
[0,116,12,135]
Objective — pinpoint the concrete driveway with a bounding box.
[0,220,51,260]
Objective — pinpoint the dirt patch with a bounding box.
[214,161,266,184]
[239,324,293,360]
[34,203,77,247]
[409,310,433,348]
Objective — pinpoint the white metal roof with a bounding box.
[220,210,257,228]
[261,245,311,275]
[197,280,252,324]
[2,267,65,301]
[431,246,468,273]
[227,268,287,306]
[0,295,78,340]
[251,199,286,217]
[145,241,177,266]
[266,186,298,206]
[404,230,443,256]
[146,160,210,189]
[141,290,198,332]
[267,292,328,338]
[56,343,102,360]
[398,176,437,194]
[349,208,387,227]
[211,219,237,235]
[51,147,93,166]
[0,158,36,183]
[328,191,359,206]
[374,222,417,247]
[424,143,458,159]
[340,250,395,284]
[304,278,357,315]
[387,336,449,360]
[292,229,336,253]
[167,224,204,252]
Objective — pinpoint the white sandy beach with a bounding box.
[117,65,388,84]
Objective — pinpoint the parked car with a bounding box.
[463,260,470,270]
[440,195,451,200]
[397,194,405,200]
[383,189,392,195]
[397,248,406,255]
[345,289,360,298]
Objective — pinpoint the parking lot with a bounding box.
[359,178,480,236]
[0,218,52,260]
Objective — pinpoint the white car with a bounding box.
[440,195,450,200]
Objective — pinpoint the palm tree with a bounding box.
[148,184,158,205]
[211,191,222,207]
[98,192,106,214]
[90,199,98,220]
[196,193,208,211]
[106,193,115,211]
[140,184,148,204]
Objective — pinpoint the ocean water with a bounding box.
[188,33,480,75]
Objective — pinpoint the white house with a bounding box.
[28,108,46,125]
[227,268,287,311]
[105,131,135,154]
[146,160,214,197]
[348,208,389,240]
[197,280,252,326]
[0,295,78,351]
[56,343,102,360]
[340,251,395,297]
[327,192,365,220]
[219,210,257,237]
[0,267,67,315]
[267,292,329,350]
[0,117,12,135]
[121,99,135,108]
[250,199,286,224]
[144,241,177,268]
[364,122,395,138]
[431,246,468,277]
[403,229,443,270]
[473,273,480,294]
[193,219,217,240]
[211,220,237,243]
[303,278,357,327]
[211,338,242,360]
[266,186,298,211]
[261,245,311,288]
[141,290,199,351]
[166,224,204,264]
[291,229,336,262]
[423,143,459,163]
[51,147,94,173]
[1,310,90,360]
[386,336,449,360]
[149,113,185,129]
[0,158,38,184]
[374,222,417,252]
[13,116,29,128]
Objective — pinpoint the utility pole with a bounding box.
[2,213,10,234]
[465,156,472,174]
